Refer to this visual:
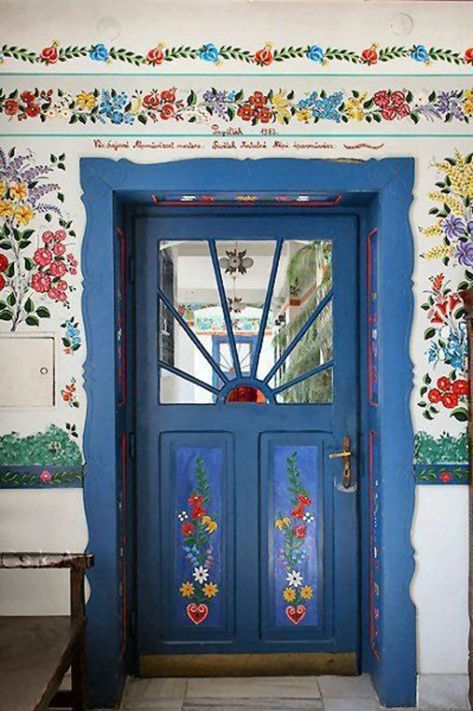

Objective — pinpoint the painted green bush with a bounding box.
[0,424,82,466]
[414,431,468,464]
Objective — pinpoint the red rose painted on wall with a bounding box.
[254,44,273,66]
[39,43,59,65]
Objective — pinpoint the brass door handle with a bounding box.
[328,436,352,489]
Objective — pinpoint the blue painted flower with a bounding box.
[443,215,466,240]
[89,43,110,62]
[456,241,473,266]
[199,43,220,63]
[307,45,324,63]
[98,90,134,125]
[298,91,343,123]
[411,44,429,63]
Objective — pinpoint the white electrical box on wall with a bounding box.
[0,336,55,408]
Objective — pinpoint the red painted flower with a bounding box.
[0,274,5,291]
[249,91,267,107]
[390,91,406,107]
[39,470,53,484]
[297,494,312,506]
[0,254,8,272]
[254,44,273,67]
[160,89,176,103]
[40,43,59,65]
[56,291,67,302]
[160,103,174,120]
[437,376,452,392]
[294,525,307,539]
[4,99,19,116]
[182,522,195,536]
[55,229,67,241]
[54,243,66,256]
[428,388,442,404]
[439,471,453,483]
[57,279,68,291]
[20,91,36,104]
[256,106,273,123]
[31,272,51,293]
[237,104,254,121]
[33,248,53,267]
[381,106,397,121]
[25,103,40,118]
[361,45,378,65]
[464,47,473,64]
[373,91,389,107]
[147,46,165,66]
[143,92,160,109]
[48,260,67,277]
[441,392,458,409]
[188,493,206,519]
[42,230,55,243]
[452,379,468,396]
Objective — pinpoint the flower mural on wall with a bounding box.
[0,40,471,67]
[275,452,316,625]
[0,148,77,331]
[61,316,81,354]
[178,456,219,625]
[1,87,473,126]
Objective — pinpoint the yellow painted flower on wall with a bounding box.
[296,108,312,123]
[275,516,290,529]
[0,200,14,220]
[271,91,292,124]
[9,182,28,201]
[14,204,34,225]
[346,92,368,121]
[283,586,296,602]
[463,89,473,116]
[76,91,96,111]
[203,582,218,598]
[179,581,195,598]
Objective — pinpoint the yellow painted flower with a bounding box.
[203,582,218,598]
[129,94,144,115]
[271,91,292,124]
[435,150,473,200]
[346,92,368,122]
[202,515,218,533]
[9,182,28,201]
[463,90,473,116]
[283,586,296,602]
[300,585,313,600]
[0,180,7,199]
[76,91,96,111]
[296,109,312,123]
[275,516,291,530]
[14,204,34,225]
[0,200,14,220]
[179,581,195,598]
[422,244,455,261]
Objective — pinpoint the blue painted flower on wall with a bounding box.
[411,44,429,63]
[199,43,220,63]
[98,90,134,125]
[89,44,109,62]
[306,45,325,63]
[296,91,343,123]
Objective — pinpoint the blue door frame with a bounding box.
[81,157,415,708]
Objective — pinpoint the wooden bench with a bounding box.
[0,552,94,711]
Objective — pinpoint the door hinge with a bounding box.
[128,432,136,461]
[128,255,135,285]
[130,609,137,638]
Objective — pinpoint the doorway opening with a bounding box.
[80,157,415,709]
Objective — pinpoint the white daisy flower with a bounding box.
[286,570,303,588]
[193,565,209,584]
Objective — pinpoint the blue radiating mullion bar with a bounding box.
[263,288,334,385]
[158,361,221,395]
[272,359,334,395]
[250,238,283,379]
[208,240,242,378]
[157,287,229,384]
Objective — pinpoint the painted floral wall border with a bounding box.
[1,87,473,126]
[1,41,473,68]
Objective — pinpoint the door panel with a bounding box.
[136,212,359,666]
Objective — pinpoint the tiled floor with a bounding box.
[119,675,413,711]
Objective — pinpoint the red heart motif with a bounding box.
[186,603,209,625]
[286,604,307,624]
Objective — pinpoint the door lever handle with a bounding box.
[328,436,352,489]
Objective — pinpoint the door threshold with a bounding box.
[140,652,357,677]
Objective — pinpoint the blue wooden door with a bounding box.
[136,212,359,666]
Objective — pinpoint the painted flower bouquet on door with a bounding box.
[275,452,315,625]
[178,455,219,625]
